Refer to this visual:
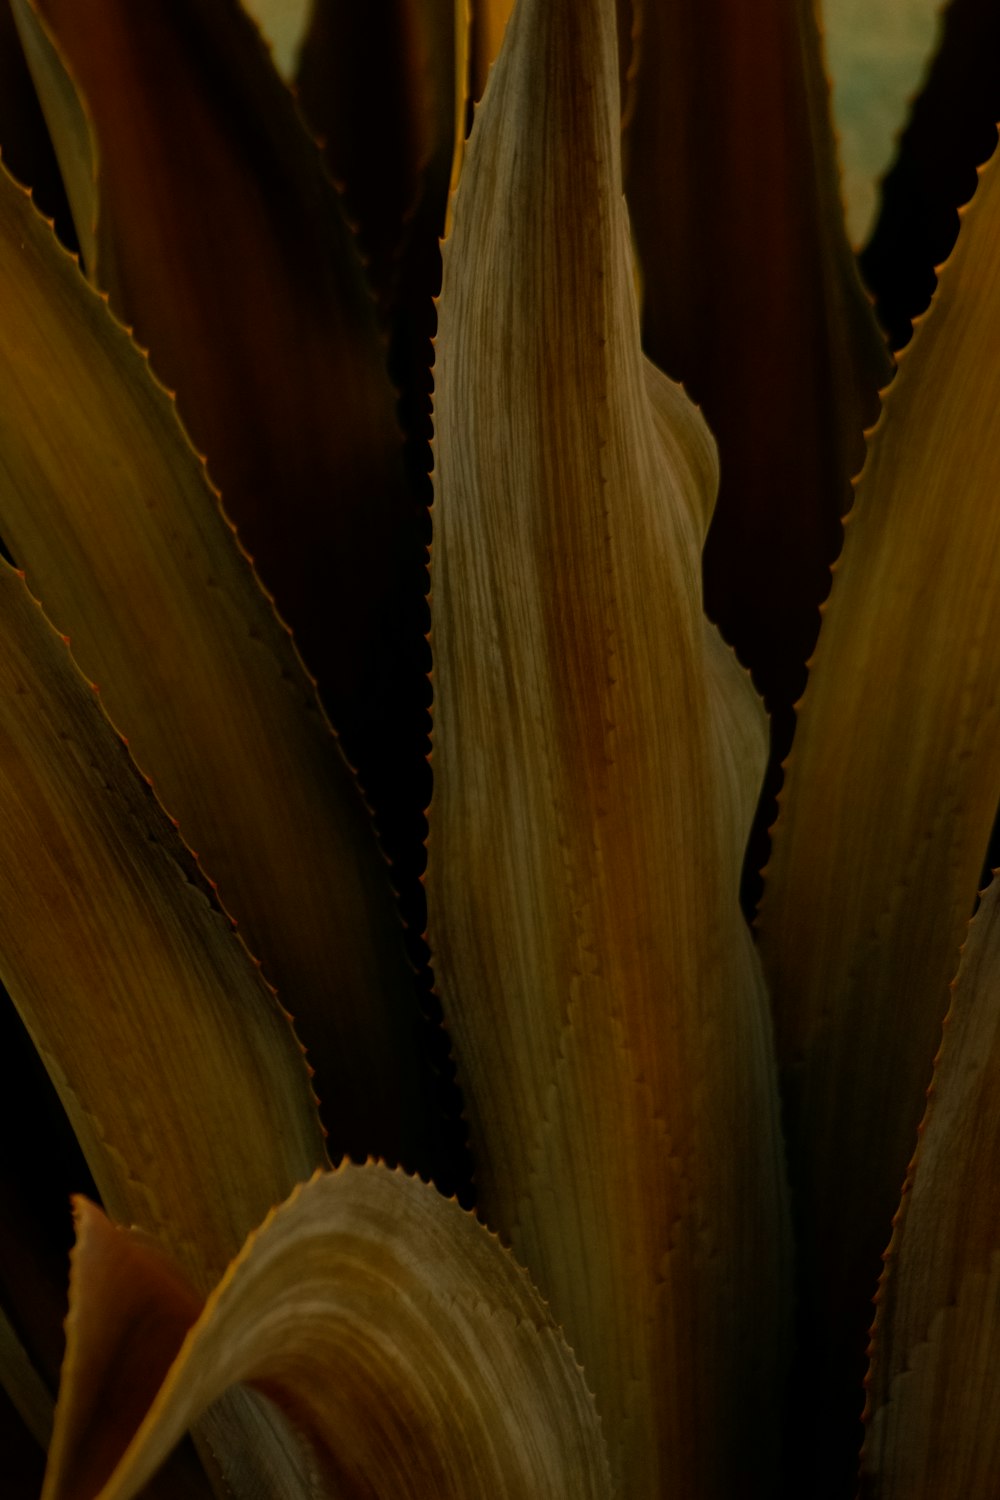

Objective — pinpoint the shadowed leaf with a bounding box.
[861,873,1000,1496]
[26,0,428,877]
[758,139,1000,1493]
[0,558,327,1289]
[428,0,791,1492]
[0,157,450,1176]
[624,0,890,918]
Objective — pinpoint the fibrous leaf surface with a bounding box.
[44,1167,612,1500]
[758,138,1000,1485]
[861,874,1000,1497]
[0,559,326,1291]
[428,0,791,1492]
[0,158,444,1174]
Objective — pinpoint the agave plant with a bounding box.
[1,0,999,1495]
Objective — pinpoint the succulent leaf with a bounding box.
[43,1166,612,1500]
[624,0,891,725]
[861,874,1000,1495]
[26,0,427,852]
[428,0,792,1492]
[0,156,446,1174]
[758,135,1000,1485]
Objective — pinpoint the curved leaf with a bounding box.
[0,158,447,1174]
[427,0,792,1492]
[861,875,1000,1496]
[624,0,890,724]
[0,559,326,1290]
[44,1167,612,1500]
[757,139,1000,1485]
[27,0,427,868]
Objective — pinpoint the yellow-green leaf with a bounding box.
[427,0,791,1492]
[757,140,1000,1484]
[44,1167,612,1500]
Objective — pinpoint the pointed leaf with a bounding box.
[45,1168,612,1500]
[0,559,326,1291]
[428,0,792,1492]
[9,0,96,267]
[28,0,427,860]
[0,159,447,1174]
[862,875,1000,1495]
[822,0,942,246]
[0,1305,52,1449]
[0,0,75,246]
[757,140,1000,1483]
[859,0,1000,349]
[624,0,891,721]
[295,0,451,310]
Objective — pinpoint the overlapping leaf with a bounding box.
[428,0,791,1492]
[624,0,890,729]
[44,1167,611,1500]
[21,0,425,861]
[758,140,1000,1487]
[861,875,1000,1496]
[0,159,447,1174]
[0,561,326,1289]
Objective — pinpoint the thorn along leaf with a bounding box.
[758,139,1000,1483]
[9,0,97,270]
[428,0,791,1493]
[0,562,326,1293]
[624,0,891,714]
[27,0,426,838]
[862,875,1000,1497]
[43,1167,612,1500]
[0,158,445,1175]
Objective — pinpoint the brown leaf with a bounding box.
[427,0,791,1491]
[757,139,1000,1488]
[44,1168,612,1500]
[861,874,1000,1496]
[0,559,326,1292]
[26,0,427,859]
[0,156,448,1174]
[624,0,890,717]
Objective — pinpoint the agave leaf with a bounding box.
[8,0,95,267]
[44,1167,612,1500]
[0,0,74,245]
[859,0,1000,350]
[469,0,513,100]
[0,1305,52,1448]
[0,159,449,1174]
[428,0,791,1491]
[757,141,1000,1484]
[240,0,309,77]
[295,0,451,310]
[624,0,891,727]
[0,558,328,1287]
[0,1385,45,1498]
[25,0,426,854]
[860,875,1000,1496]
[821,0,942,247]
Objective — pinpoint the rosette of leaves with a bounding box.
[0,0,999,1497]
